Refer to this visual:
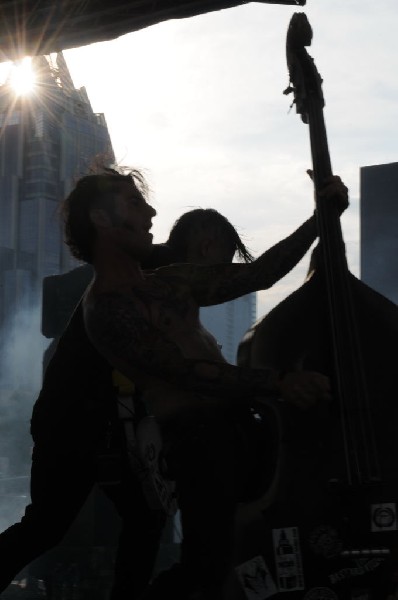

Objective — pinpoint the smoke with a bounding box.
[0,302,49,531]
[0,302,48,395]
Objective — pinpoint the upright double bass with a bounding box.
[236,13,398,599]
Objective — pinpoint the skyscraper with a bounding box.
[201,293,257,364]
[360,161,398,304]
[0,53,114,329]
[0,53,114,394]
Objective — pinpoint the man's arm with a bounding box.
[158,175,349,306]
[158,214,317,306]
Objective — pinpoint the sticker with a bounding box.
[371,503,397,532]
[235,555,277,600]
[350,590,371,600]
[309,525,343,559]
[303,588,338,600]
[272,527,304,591]
[329,558,384,585]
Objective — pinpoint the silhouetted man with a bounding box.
[67,168,347,598]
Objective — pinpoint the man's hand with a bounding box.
[275,370,332,410]
[307,170,349,216]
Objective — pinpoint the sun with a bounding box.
[9,57,35,96]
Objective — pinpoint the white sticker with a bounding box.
[371,503,397,532]
[272,527,305,592]
[235,555,278,600]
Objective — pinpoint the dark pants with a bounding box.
[0,438,165,598]
[164,406,273,591]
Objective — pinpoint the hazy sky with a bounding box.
[34,1,398,316]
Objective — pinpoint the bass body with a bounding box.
[232,12,398,599]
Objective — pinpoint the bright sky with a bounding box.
[13,1,398,318]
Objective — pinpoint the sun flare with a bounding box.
[9,58,35,96]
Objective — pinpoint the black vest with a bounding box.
[31,301,116,449]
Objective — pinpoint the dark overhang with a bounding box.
[0,0,306,62]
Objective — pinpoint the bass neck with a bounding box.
[286,12,380,487]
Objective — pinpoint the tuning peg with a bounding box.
[283,85,294,95]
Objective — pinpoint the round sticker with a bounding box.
[373,506,396,528]
[304,587,338,600]
[309,525,343,559]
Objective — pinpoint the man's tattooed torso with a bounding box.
[133,271,225,362]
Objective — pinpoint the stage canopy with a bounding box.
[0,0,305,62]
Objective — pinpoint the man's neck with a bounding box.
[91,244,146,292]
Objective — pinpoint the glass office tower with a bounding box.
[0,53,114,392]
[360,161,398,305]
[0,52,114,328]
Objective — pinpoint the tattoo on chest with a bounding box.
[88,294,151,355]
[135,275,192,319]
